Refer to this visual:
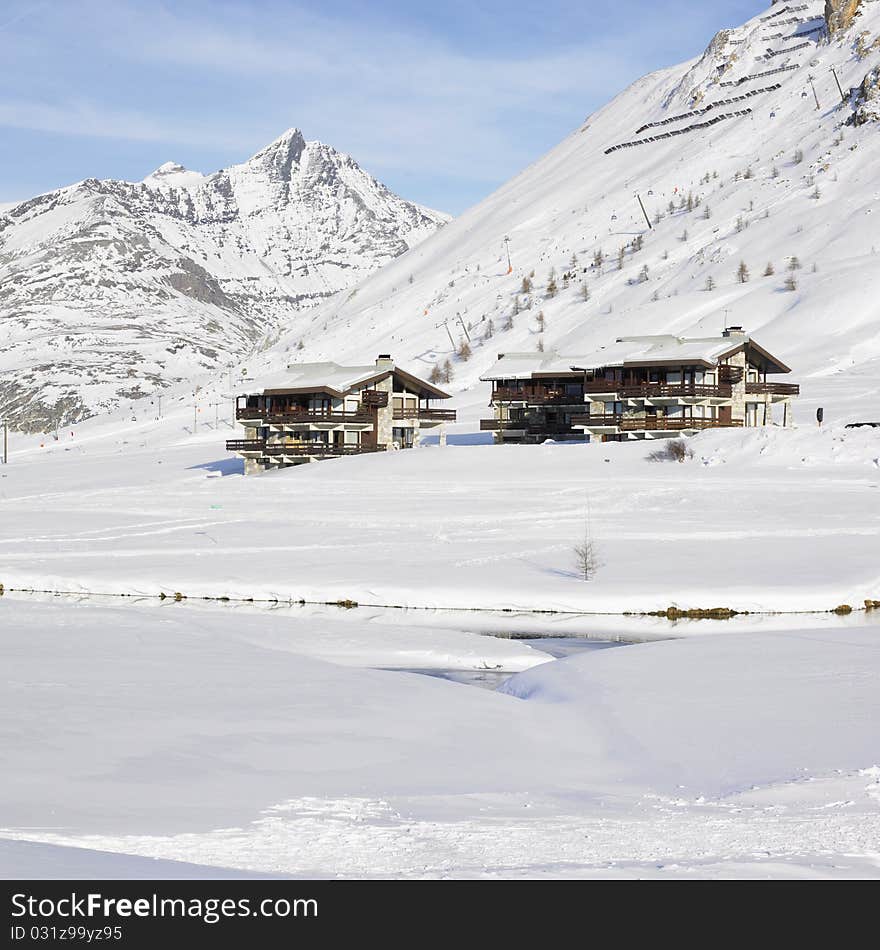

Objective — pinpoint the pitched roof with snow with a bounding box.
[481,332,790,379]
[244,358,452,399]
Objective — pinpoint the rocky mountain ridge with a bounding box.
[0,129,447,431]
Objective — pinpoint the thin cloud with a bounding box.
[0,99,254,151]
[0,0,730,210]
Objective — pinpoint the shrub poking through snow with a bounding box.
[648,439,694,463]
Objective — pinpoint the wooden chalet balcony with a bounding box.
[491,387,583,404]
[227,440,387,456]
[361,390,389,408]
[480,419,577,435]
[571,415,743,431]
[481,419,525,431]
[582,381,733,399]
[236,407,372,424]
[745,382,800,396]
[392,407,457,421]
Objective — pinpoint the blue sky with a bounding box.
[0,0,761,214]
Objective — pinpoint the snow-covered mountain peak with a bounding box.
[142,161,205,190]
[241,127,308,179]
[0,129,448,431]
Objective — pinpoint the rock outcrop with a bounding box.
[825,0,863,34]
[851,66,880,124]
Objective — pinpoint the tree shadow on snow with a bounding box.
[542,567,583,580]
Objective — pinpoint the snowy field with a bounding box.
[1,595,879,879]
[0,415,879,879]
[1,414,879,613]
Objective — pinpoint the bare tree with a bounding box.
[573,500,601,581]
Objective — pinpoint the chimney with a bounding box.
[375,354,394,369]
[722,326,746,338]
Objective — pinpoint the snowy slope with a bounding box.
[257,0,880,425]
[0,130,448,432]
